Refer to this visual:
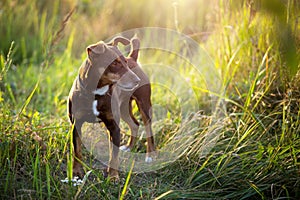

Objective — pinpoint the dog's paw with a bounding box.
[119,145,131,152]
[103,168,119,183]
[145,156,153,163]
[108,175,120,184]
[73,166,84,178]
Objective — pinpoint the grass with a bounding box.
[0,0,300,199]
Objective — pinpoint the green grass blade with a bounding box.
[17,78,40,117]
[120,160,135,200]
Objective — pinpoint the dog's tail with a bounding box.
[67,98,74,124]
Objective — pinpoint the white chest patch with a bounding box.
[92,100,100,116]
[93,85,109,96]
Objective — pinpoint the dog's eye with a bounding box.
[109,61,123,73]
[111,60,121,66]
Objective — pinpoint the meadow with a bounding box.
[0,0,299,199]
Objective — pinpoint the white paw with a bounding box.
[145,156,153,163]
[60,176,83,186]
[119,145,131,152]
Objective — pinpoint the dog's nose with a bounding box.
[117,70,140,91]
[130,70,141,85]
[133,74,141,83]
[130,72,141,90]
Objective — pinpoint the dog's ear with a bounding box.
[108,36,130,46]
[129,36,140,61]
[87,41,106,55]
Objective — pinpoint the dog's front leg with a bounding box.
[72,121,84,177]
[102,119,120,180]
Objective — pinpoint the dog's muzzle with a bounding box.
[117,70,140,91]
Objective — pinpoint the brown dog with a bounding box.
[68,36,155,179]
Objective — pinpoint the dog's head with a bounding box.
[83,36,141,91]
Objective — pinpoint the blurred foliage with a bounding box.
[0,0,216,62]
[1,0,298,80]
[259,0,300,81]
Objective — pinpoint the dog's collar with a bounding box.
[93,85,109,96]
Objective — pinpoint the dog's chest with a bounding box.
[93,86,118,121]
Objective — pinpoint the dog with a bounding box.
[67,36,155,180]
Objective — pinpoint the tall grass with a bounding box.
[157,1,300,199]
[0,0,299,199]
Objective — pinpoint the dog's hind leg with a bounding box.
[120,99,139,152]
[135,96,156,163]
